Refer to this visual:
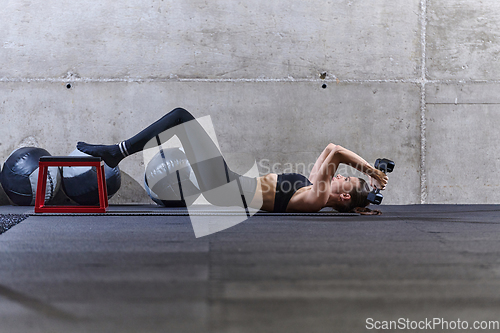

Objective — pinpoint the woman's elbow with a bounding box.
[327,143,340,152]
[329,144,346,154]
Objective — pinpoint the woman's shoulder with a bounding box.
[286,187,324,212]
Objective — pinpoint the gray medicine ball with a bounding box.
[0,147,61,205]
[144,147,200,207]
[61,149,121,205]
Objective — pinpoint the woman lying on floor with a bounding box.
[78,108,388,214]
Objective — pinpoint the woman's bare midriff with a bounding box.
[249,173,277,211]
[250,173,317,212]
[250,173,313,212]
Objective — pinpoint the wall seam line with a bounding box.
[0,78,497,84]
[420,0,428,204]
[0,78,422,84]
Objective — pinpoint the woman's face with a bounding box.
[331,174,358,195]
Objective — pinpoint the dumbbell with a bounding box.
[367,158,395,205]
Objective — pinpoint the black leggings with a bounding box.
[126,108,258,209]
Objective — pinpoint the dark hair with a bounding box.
[336,177,382,215]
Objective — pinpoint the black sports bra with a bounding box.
[273,173,313,212]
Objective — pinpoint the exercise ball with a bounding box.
[0,147,61,206]
[144,147,200,207]
[61,149,121,205]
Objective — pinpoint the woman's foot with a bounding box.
[77,142,124,168]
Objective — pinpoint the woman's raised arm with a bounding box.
[308,143,336,183]
[328,145,388,189]
[305,145,389,208]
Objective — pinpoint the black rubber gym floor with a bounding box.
[0,204,499,333]
[0,214,28,235]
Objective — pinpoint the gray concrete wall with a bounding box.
[0,0,498,205]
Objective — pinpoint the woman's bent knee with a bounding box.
[171,108,195,124]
